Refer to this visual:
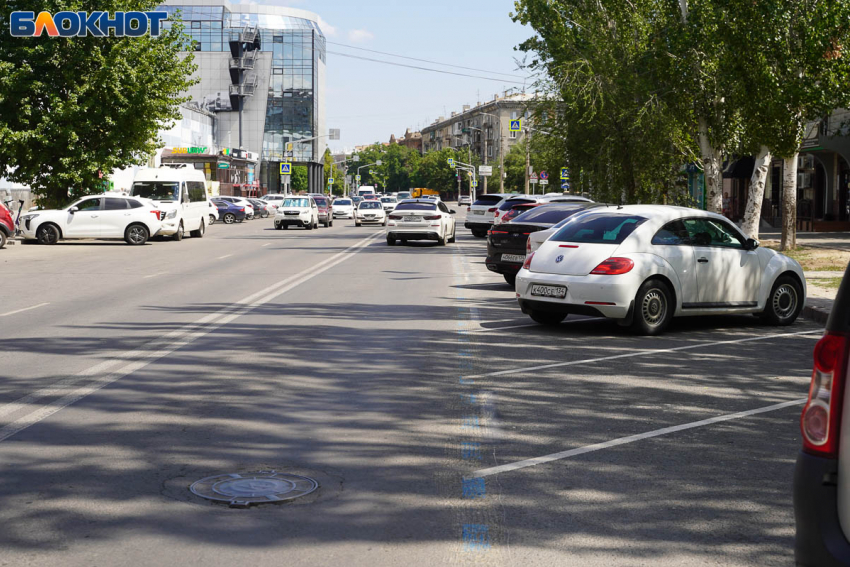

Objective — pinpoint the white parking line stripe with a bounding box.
[0,232,381,443]
[472,398,807,478]
[465,329,822,379]
[217,254,233,260]
[0,303,50,317]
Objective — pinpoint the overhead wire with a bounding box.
[326,40,529,80]
[326,51,528,85]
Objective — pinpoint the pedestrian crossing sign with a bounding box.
[448,158,454,167]
[328,177,334,184]
[280,163,292,175]
[560,168,569,180]
[510,119,522,132]
[356,175,361,181]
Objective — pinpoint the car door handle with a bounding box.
[90,215,99,218]
[697,257,709,263]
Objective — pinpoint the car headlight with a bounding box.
[21,213,39,221]
[166,209,178,219]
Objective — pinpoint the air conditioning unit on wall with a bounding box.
[797,154,815,171]
[797,172,813,188]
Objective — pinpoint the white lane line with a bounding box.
[142,272,167,279]
[261,243,271,247]
[465,329,822,379]
[468,323,539,333]
[217,254,233,260]
[0,233,381,443]
[0,303,50,318]
[472,398,807,478]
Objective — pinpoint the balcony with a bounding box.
[229,50,258,71]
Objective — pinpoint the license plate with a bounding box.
[502,254,525,263]
[404,216,420,222]
[473,210,484,215]
[531,284,567,299]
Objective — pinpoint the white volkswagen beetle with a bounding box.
[515,205,806,335]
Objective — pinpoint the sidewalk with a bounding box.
[760,230,850,251]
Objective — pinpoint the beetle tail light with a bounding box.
[590,257,635,275]
[522,252,535,270]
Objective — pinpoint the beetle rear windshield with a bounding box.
[132,182,179,202]
[551,213,647,244]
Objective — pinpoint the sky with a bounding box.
[244,0,536,153]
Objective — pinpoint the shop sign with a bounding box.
[172,147,209,155]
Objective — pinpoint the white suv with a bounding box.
[274,196,319,230]
[20,195,162,245]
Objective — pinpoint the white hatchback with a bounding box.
[516,205,806,334]
[19,195,162,246]
[355,201,387,226]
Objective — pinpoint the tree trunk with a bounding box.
[781,153,798,251]
[698,118,723,213]
[741,146,771,238]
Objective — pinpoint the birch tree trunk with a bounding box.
[741,146,772,238]
[781,153,798,251]
[698,118,723,213]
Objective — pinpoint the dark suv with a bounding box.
[313,196,333,228]
[795,260,850,566]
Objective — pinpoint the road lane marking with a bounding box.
[142,272,167,279]
[464,329,822,379]
[0,303,50,317]
[217,254,233,260]
[0,232,382,443]
[262,243,270,247]
[471,398,807,478]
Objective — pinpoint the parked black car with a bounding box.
[212,199,247,224]
[794,260,850,566]
[486,203,599,287]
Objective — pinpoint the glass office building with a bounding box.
[160,1,327,193]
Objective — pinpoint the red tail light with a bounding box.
[239,208,245,212]
[389,214,402,220]
[467,207,471,212]
[522,252,535,270]
[526,238,532,255]
[424,214,441,220]
[590,257,635,275]
[802,333,850,457]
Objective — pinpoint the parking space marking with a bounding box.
[472,398,807,478]
[0,232,382,444]
[465,329,822,379]
[0,303,50,317]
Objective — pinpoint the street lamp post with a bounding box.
[478,111,503,193]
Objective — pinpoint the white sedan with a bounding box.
[386,198,456,246]
[355,201,387,226]
[19,195,162,245]
[332,198,355,219]
[516,205,806,335]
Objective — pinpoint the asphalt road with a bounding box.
[0,211,822,566]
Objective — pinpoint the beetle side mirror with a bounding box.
[745,238,759,251]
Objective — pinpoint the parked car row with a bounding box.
[469,196,808,336]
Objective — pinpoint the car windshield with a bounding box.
[283,198,310,207]
[551,213,647,244]
[473,195,504,206]
[395,203,436,211]
[132,182,179,202]
[381,198,396,203]
[499,198,535,211]
[334,200,351,206]
[313,198,328,206]
[511,205,590,225]
[360,202,382,210]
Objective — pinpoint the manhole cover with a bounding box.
[190,471,319,508]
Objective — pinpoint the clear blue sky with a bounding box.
[256,0,535,153]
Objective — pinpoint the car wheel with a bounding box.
[762,275,803,326]
[504,274,516,287]
[275,222,282,230]
[37,224,60,245]
[448,226,456,243]
[529,310,567,326]
[306,221,313,230]
[0,230,6,249]
[124,224,149,246]
[387,236,396,246]
[382,218,388,227]
[223,213,235,224]
[283,225,288,230]
[190,220,205,238]
[262,211,270,218]
[209,214,216,225]
[355,221,361,227]
[438,232,447,246]
[631,279,673,335]
[173,222,184,241]
[324,219,329,228]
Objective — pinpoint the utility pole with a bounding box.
[482,136,488,194]
[524,128,531,195]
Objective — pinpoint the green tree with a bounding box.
[0,0,197,208]
[323,149,345,195]
[291,165,308,193]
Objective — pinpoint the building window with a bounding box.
[509,130,517,139]
[511,110,518,120]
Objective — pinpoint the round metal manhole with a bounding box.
[190,471,319,508]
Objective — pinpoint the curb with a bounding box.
[802,305,831,327]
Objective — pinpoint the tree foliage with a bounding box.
[0,0,197,207]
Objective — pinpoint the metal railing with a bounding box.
[229,49,258,70]
[229,74,258,97]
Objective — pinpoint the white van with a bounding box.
[357,186,376,197]
[130,165,210,240]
